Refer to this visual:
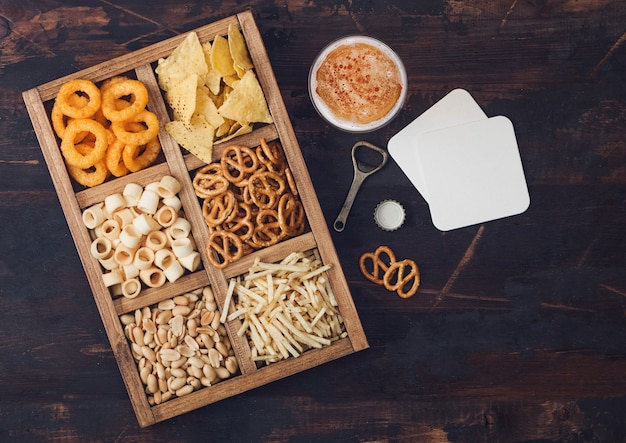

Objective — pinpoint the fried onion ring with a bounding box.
[101,79,150,122]
[105,138,129,177]
[111,110,160,146]
[60,119,108,169]
[55,79,101,119]
[122,138,161,172]
[66,142,109,187]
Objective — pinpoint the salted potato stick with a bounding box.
[220,279,236,324]
[228,249,346,364]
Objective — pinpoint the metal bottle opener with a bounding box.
[334,141,389,232]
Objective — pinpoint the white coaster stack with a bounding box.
[388,89,530,231]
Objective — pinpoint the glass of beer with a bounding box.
[309,35,408,133]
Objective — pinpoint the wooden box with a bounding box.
[22,10,368,427]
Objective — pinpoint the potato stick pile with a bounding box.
[224,249,347,364]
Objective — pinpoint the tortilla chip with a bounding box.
[166,116,215,164]
[156,32,208,92]
[211,34,237,78]
[217,123,253,143]
[217,70,273,124]
[228,23,254,72]
[195,87,225,129]
[201,41,222,95]
[166,74,199,128]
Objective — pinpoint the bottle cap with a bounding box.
[373,200,405,231]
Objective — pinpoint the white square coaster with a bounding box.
[388,88,487,202]
[416,116,530,231]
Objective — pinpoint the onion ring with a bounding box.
[55,79,101,119]
[101,79,150,122]
[51,93,90,139]
[122,137,161,172]
[66,142,109,187]
[111,110,160,146]
[60,119,108,169]
[105,138,129,177]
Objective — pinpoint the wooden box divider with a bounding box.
[23,10,368,427]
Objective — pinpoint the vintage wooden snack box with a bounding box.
[23,10,368,427]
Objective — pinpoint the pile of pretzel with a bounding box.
[193,138,306,269]
[359,245,420,298]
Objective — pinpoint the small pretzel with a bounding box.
[284,167,298,196]
[193,163,229,198]
[256,138,286,174]
[220,145,259,183]
[359,246,396,285]
[278,193,305,236]
[202,190,236,226]
[223,201,254,241]
[248,170,285,209]
[383,259,420,298]
[207,230,243,269]
[250,209,282,248]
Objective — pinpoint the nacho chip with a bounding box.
[228,23,254,72]
[156,32,208,91]
[201,41,222,95]
[195,87,225,129]
[217,123,252,143]
[166,74,198,128]
[166,116,215,164]
[211,34,237,78]
[217,70,273,124]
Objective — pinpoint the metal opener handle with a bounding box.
[334,141,389,232]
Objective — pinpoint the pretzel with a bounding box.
[207,230,243,269]
[284,166,298,196]
[202,190,236,226]
[220,145,259,183]
[383,259,420,298]
[250,209,282,248]
[278,193,305,236]
[193,139,307,266]
[193,163,229,198]
[248,170,285,209]
[223,201,254,241]
[359,246,396,285]
[256,138,286,174]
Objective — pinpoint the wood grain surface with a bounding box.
[1,0,625,441]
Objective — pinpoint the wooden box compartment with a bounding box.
[23,10,368,427]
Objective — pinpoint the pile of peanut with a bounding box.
[120,286,238,405]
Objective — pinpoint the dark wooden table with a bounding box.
[2,1,625,441]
